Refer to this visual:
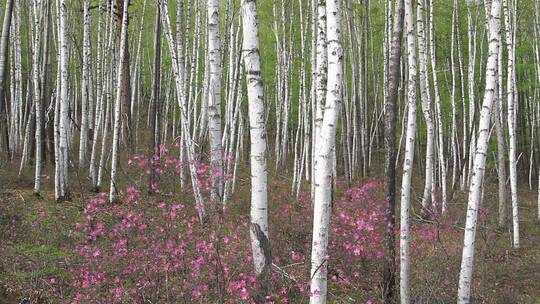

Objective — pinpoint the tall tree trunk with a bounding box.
[495,87,507,229]
[309,0,343,301]
[79,0,91,169]
[417,0,435,215]
[502,0,519,249]
[56,0,70,202]
[383,0,404,301]
[428,0,447,212]
[312,0,327,200]
[496,12,507,229]
[109,0,130,202]
[241,1,272,300]
[116,0,132,151]
[33,0,44,194]
[400,0,418,301]
[457,0,500,302]
[0,0,15,159]
[149,4,162,191]
[207,0,224,205]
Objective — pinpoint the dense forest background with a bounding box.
[1,0,540,303]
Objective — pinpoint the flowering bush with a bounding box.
[67,146,392,303]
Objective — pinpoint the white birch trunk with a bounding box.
[502,0,519,249]
[55,0,70,201]
[312,0,327,200]
[241,0,272,295]
[309,0,343,301]
[33,0,43,194]
[457,0,500,301]
[417,0,435,213]
[207,0,224,205]
[78,0,91,169]
[109,0,130,202]
[400,0,417,302]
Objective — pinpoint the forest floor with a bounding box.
[1,159,540,303]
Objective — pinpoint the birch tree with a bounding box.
[33,0,44,194]
[383,0,404,300]
[417,0,435,215]
[312,0,327,199]
[241,0,272,300]
[457,0,501,301]
[502,0,519,249]
[149,3,162,191]
[207,0,224,205]
[78,0,91,169]
[110,0,130,202]
[117,0,133,150]
[309,0,343,301]
[55,0,70,202]
[0,0,14,159]
[400,0,418,301]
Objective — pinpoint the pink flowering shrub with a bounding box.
[68,146,392,303]
[269,179,390,300]
[70,191,260,303]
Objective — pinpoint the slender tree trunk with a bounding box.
[502,0,519,249]
[33,0,43,194]
[79,0,91,169]
[207,0,224,205]
[450,0,458,193]
[149,4,162,191]
[55,0,70,202]
[0,0,14,159]
[400,0,417,301]
[109,0,130,202]
[116,0,132,151]
[383,0,404,301]
[428,0,447,212]
[457,1,500,302]
[312,0,327,200]
[495,87,507,229]
[417,0,435,215]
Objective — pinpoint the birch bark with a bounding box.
[400,0,418,301]
[309,0,343,301]
[241,0,272,299]
[109,0,130,202]
[457,1,500,301]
